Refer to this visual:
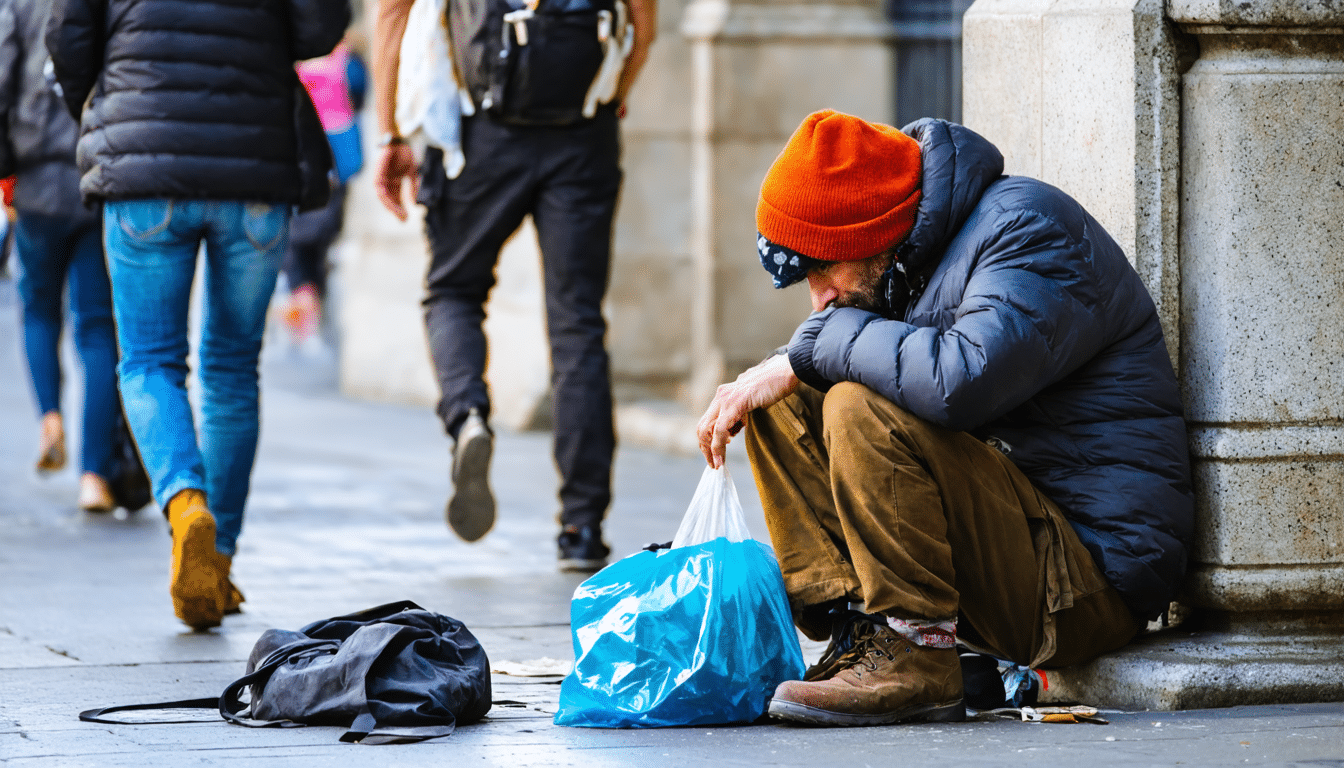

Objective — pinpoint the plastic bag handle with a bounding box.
[670,465,753,548]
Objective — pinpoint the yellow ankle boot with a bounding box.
[165,489,228,630]
[219,556,245,615]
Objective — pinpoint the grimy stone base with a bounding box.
[1041,614,1344,711]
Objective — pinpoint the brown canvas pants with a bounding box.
[745,382,1143,669]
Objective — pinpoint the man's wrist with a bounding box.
[378,131,407,148]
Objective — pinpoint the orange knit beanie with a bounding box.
[756,110,922,262]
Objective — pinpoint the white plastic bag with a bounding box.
[395,0,466,178]
[670,465,753,549]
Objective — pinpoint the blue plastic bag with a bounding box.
[554,466,805,728]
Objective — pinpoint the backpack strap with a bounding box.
[79,697,219,725]
[77,645,308,728]
[217,639,339,728]
[339,708,457,745]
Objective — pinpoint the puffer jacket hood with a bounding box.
[787,119,1193,620]
[897,119,1004,275]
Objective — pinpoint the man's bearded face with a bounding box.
[810,252,893,313]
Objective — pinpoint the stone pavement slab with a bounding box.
[1,279,1342,766]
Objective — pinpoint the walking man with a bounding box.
[47,0,349,629]
[372,0,656,571]
[697,111,1194,725]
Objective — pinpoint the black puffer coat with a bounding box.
[787,119,1194,620]
[46,0,348,204]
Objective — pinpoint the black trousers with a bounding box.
[283,183,346,295]
[419,109,621,529]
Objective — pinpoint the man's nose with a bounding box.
[809,281,837,312]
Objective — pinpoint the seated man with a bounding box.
[696,111,1193,726]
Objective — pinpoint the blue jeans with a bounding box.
[104,200,288,556]
[15,211,118,477]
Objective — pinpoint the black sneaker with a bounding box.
[447,409,496,542]
[557,524,610,573]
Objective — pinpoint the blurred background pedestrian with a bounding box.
[0,0,118,512]
[372,0,656,572]
[282,34,367,343]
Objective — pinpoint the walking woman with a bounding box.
[0,0,118,512]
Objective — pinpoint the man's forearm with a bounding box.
[614,0,656,106]
[371,0,414,137]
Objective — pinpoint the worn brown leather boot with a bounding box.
[804,611,882,682]
[165,489,228,630]
[770,622,965,726]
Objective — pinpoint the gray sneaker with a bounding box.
[447,409,496,542]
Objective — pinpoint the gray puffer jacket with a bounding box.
[787,119,1194,620]
[0,0,90,220]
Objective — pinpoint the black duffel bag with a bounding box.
[80,601,492,744]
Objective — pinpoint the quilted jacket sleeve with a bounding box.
[0,2,20,176]
[289,0,351,62]
[789,208,1106,434]
[44,0,102,120]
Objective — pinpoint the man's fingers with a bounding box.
[374,147,413,222]
[709,414,734,469]
[375,177,408,221]
[696,402,721,466]
[709,405,746,469]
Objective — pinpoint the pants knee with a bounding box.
[821,382,942,443]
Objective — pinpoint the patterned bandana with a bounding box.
[758,233,822,289]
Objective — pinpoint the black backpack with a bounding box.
[448,0,617,126]
[79,601,493,745]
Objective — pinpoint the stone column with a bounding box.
[680,0,893,411]
[962,0,1188,360]
[966,0,1344,710]
[1044,1,1344,710]
[1174,0,1344,699]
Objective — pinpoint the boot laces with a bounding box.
[835,621,893,673]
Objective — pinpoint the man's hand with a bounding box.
[370,0,414,217]
[375,142,418,221]
[696,353,799,469]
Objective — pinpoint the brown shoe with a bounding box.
[79,473,116,513]
[36,412,66,473]
[770,622,965,726]
[224,580,246,615]
[165,489,228,630]
[219,557,245,615]
[804,610,883,682]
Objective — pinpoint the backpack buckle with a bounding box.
[503,8,534,45]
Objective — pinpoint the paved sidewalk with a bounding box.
[1,278,1341,767]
